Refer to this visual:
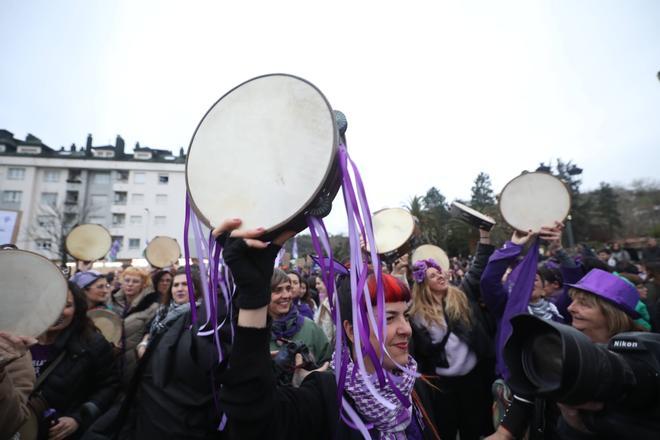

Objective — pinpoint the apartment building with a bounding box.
[0,130,188,261]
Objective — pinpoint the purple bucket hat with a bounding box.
[566,269,641,319]
[70,270,104,289]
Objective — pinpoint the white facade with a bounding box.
[0,155,186,260]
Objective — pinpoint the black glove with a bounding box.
[223,237,281,309]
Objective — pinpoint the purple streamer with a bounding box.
[184,196,198,325]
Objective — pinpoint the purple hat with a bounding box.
[566,269,640,319]
[71,270,104,289]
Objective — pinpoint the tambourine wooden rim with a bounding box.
[185,73,339,239]
[498,172,571,233]
[450,201,496,231]
[371,208,418,259]
[412,244,450,272]
[87,309,123,346]
[0,249,68,337]
[65,223,112,261]
[145,236,181,268]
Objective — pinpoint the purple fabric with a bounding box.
[496,239,540,379]
[295,300,314,320]
[183,196,197,325]
[271,306,305,340]
[411,259,442,284]
[310,254,349,276]
[70,270,103,289]
[566,269,641,318]
[29,344,54,378]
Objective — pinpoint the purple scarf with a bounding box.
[332,349,418,440]
[271,306,305,340]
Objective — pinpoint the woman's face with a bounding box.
[157,273,173,296]
[122,274,144,297]
[531,273,545,301]
[300,281,308,297]
[269,281,293,318]
[171,274,190,305]
[425,267,448,294]
[316,277,327,295]
[287,273,301,299]
[348,302,412,372]
[49,291,75,332]
[568,294,609,343]
[85,277,110,305]
[637,284,648,300]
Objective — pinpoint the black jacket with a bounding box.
[411,243,496,375]
[32,325,118,434]
[219,326,439,440]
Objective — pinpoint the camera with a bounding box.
[504,314,660,438]
[272,339,319,386]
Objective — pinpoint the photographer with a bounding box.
[488,269,652,439]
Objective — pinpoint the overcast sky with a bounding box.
[2,0,659,233]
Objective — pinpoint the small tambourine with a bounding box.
[499,172,571,233]
[65,223,112,261]
[370,208,419,262]
[87,309,123,346]
[412,244,450,272]
[145,236,181,268]
[186,73,343,240]
[0,249,68,337]
[449,201,496,231]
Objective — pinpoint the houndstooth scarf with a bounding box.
[333,349,418,439]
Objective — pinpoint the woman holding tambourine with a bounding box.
[409,227,497,440]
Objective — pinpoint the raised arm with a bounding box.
[459,229,496,302]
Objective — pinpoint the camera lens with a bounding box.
[522,333,563,390]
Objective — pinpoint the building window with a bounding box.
[41,192,58,206]
[116,170,129,182]
[17,146,41,154]
[111,235,124,251]
[37,215,56,227]
[65,190,79,205]
[130,215,142,225]
[128,238,140,249]
[44,170,60,182]
[154,216,166,225]
[88,216,105,224]
[133,172,146,184]
[7,168,25,180]
[36,239,52,250]
[112,213,126,226]
[134,152,152,160]
[92,172,111,184]
[158,174,169,184]
[67,169,82,183]
[91,194,108,206]
[131,193,144,204]
[155,194,167,205]
[2,191,22,203]
[113,191,127,205]
[63,213,77,225]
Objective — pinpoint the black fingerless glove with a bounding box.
[223,237,281,309]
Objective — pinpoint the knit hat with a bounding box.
[70,270,104,289]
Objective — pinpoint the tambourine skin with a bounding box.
[411,244,450,272]
[0,249,68,337]
[449,202,496,231]
[87,309,122,346]
[498,172,571,233]
[65,223,112,261]
[371,208,420,263]
[186,73,341,241]
[145,236,181,268]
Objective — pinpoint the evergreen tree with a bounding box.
[470,172,495,211]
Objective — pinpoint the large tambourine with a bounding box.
[371,208,419,262]
[87,309,123,346]
[499,172,571,233]
[412,244,450,272]
[145,236,181,268]
[65,223,112,261]
[450,201,496,231]
[0,249,68,337]
[186,73,342,240]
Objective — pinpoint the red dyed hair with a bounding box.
[367,273,411,304]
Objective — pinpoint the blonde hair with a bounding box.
[121,266,151,290]
[568,288,640,337]
[410,281,472,328]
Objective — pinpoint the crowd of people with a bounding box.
[1,220,660,439]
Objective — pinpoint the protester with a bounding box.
[151,269,173,303]
[70,271,111,310]
[643,238,660,262]
[286,270,315,320]
[313,275,335,346]
[28,282,118,439]
[109,267,159,387]
[217,219,441,439]
[409,228,496,440]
